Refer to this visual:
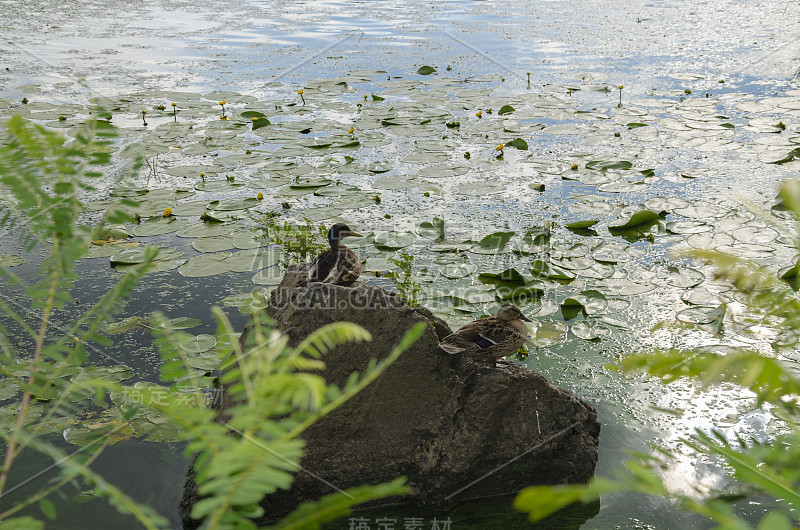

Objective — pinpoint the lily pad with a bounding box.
[440,262,477,278]
[571,320,612,341]
[609,209,661,231]
[132,217,188,237]
[208,197,260,212]
[418,217,445,239]
[0,255,25,267]
[180,334,216,354]
[160,317,202,330]
[192,236,235,253]
[529,320,568,348]
[110,245,174,265]
[177,253,233,277]
[471,231,514,254]
[194,180,246,192]
[374,231,416,250]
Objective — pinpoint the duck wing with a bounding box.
[439,317,505,352]
[307,247,361,285]
[307,250,335,283]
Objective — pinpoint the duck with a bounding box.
[438,303,532,366]
[307,223,363,286]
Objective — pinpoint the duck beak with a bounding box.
[343,230,363,238]
[519,313,532,322]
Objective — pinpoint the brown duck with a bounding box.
[439,303,532,366]
[307,223,363,286]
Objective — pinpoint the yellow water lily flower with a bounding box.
[257,192,264,200]
[163,207,173,217]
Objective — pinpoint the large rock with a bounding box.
[182,266,600,523]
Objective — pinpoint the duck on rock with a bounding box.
[307,223,363,286]
[438,303,532,367]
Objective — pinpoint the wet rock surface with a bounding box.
[182,265,600,523]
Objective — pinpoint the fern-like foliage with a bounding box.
[515,180,800,529]
[147,307,422,528]
[0,115,160,527]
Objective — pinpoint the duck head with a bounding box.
[496,303,532,322]
[328,223,363,246]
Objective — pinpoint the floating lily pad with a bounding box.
[529,320,568,348]
[457,181,505,195]
[180,334,216,354]
[248,177,291,189]
[167,166,218,178]
[160,317,202,330]
[471,231,515,254]
[195,180,245,192]
[110,245,174,265]
[178,253,232,277]
[664,266,705,288]
[566,220,600,230]
[571,320,612,341]
[440,262,477,278]
[374,231,416,250]
[226,248,280,272]
[192,236,235,253]
[676,305,726,333]
[177,222,240,239]
[0,255,25,267]
[418,217,445,239]
[478,268,528,284]
[208,197,260,212]
[609,209,661,230]
[0,378,20,400]
[132,217,188,237]
[289,177,333,189]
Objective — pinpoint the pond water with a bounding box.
[1,0,800,528]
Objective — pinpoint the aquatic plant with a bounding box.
[515,180,800,529]
[0,114,164,526]
[0,115,422,528]
[251,213,329,267]
[388,251,423,307]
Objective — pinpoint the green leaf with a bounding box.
[475,231,514,250]
[240,111,266,119]
[609,209,661,230]
[565,219,600,230]
[514,484,598,521]
[271,478,409,530]
[38,498,57,520]
[418,217,445,239]
[252,117,271,130]
[498,104,515,115]
[505,138,528,150]
[0,516,46,529]
[416,66,436,75]
[585,159,633,170]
